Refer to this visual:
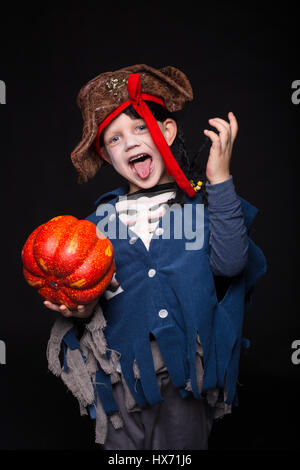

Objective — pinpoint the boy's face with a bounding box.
[100,113,177,194]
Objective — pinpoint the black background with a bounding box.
[0,3,299,451]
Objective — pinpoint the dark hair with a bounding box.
[100,102,209,205]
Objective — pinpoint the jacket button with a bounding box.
[129,236,137,244]
[148,268,156,277]
[158,309,168,318]
[156,227,164,236]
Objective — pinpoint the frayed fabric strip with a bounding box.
[47,317,75,376]
[61,347,95,408]
[81,306,121,381]
[95,391,108,445]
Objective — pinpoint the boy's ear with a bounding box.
[161,118,177,147]
[100,147,112,165]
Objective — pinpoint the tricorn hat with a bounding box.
[71,64,195,196]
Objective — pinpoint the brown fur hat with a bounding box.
[70,64,193,183]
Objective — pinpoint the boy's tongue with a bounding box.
[133,157,151,179]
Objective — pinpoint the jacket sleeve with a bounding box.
[206,176,249,277]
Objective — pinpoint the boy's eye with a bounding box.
[110,136,119,143]
[137,124,147,131]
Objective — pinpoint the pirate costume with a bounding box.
[47,65,266,450]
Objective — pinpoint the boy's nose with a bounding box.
[124,134,141,152]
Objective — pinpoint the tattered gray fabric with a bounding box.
[46,304,231,446]
[47,305,124,445]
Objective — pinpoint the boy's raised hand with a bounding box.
[43,297,99,319]
[204,112,238,185]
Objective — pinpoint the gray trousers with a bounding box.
[101,370,214,450]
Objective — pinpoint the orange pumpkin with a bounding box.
[22,215,115,310]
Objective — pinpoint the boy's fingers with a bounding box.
[204,129,220,142]
[43,301,61,312]
[74,303,99,318]
[59,305,73,317]
[77,305,94,318]
[44,300,97,318]
[204,129,221,149]
[208,119,230,149]
[209,117,230,131]
[44,300,77,317]
[228,112,238,143]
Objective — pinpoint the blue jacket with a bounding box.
[65,185,266,418]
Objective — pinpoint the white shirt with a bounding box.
[116,190,176,250]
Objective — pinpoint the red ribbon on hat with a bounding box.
[95,73,195,197]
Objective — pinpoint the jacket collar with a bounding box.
[94,182,180,207]
[94,184,129,206]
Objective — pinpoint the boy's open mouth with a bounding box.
[129,154,153,179]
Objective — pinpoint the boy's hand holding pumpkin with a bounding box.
[43,296,99,318]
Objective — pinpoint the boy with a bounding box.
[46,65,266,450]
